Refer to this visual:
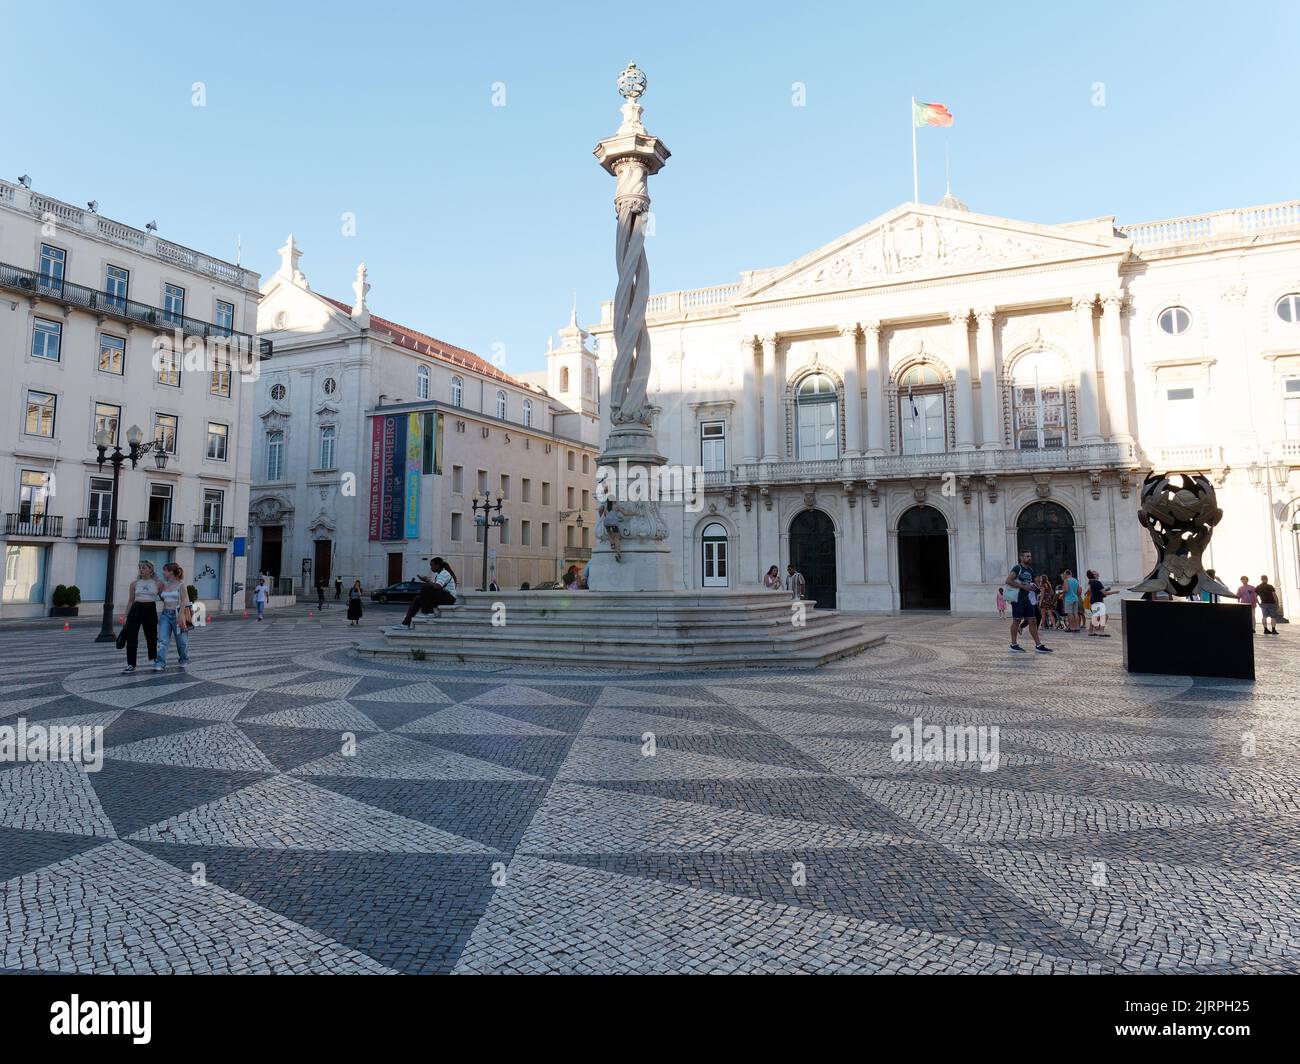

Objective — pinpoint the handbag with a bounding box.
[115,626,128,650]
[181,604,194,630]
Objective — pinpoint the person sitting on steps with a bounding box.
[400,557,458,626]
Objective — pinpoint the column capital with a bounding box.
[758,334,778,351]
[948,308,970,326]
[739,333,757,351]
[861,319,881,336]
[975,306,997,325]
[837,322,858,338]
[1100,291,1128,312]
[1072,293,1097,313]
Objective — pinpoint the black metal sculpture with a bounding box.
[1129,472,1235,598]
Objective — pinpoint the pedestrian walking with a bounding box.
[119,561,161,673]
[1256,576,1281,635]
[1236,576,1259,632]
[154,562,192,671]
[764,565,783,591]
[316,579,326,610]
[254,577,268,621]
[1006,549,1051,653]
[1060,569,1081,632]
[335,576,343,601]
[347,580,364,626]
[1086,570,1111,636]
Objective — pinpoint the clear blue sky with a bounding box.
[3,0,1296,377]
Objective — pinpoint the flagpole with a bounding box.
[911,96,918,203]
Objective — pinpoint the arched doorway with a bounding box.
[1016,502,1077,583]
[898,505,950,610]
[789,509,837,609]
[701,522,729,587]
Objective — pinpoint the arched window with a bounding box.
[522,398,533,427]
[1277,293,1300,324]
[560,366,570,392]
[416,364,430,400]
[898,365,946,455]
[1012,351,1066,450]
[495,390,507,419]
[701,522,728,587]
[1158,306,1192,335]
[318,425,336,470]
[266,431,284,481]
[451,376,463,407]
[796,373,839,460]
[1016,501,1078,582]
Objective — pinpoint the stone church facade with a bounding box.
[590,195,1300,613]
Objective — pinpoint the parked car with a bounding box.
[530,581,563,590]
[370,579,427,603]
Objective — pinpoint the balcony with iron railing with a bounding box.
[721,442,1137,487]
[3,513,63,537]
[194,523,234,544]
[138,521,185,543]
[0,261,270,357]
[567,546,593,560]
[77,518,128,540]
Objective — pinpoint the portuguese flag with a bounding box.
[914,100,954,127]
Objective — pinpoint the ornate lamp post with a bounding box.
[93,423,167,643]
[1248,451,1289,615]
[472,490,505,592]
[589,61,674,592]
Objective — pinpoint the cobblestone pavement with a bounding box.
[1,606,1297,974]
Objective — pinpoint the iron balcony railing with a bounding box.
[193,523,234,544]
[0,261,270,358]
[77,517,128,540]
[138,521,185,543]
[725,442,1137,487]
[4,513,63,536]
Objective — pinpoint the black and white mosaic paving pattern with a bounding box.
[1,607,1297,974]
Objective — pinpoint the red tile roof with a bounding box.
[321,296,532,391]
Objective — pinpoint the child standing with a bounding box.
[996,587,1007,617]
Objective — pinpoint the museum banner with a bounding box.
[367,416,384,541]
[405,412,421,539]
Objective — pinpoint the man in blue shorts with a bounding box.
[1007,549,1052,654]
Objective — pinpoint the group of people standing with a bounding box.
[117,560,193,674]
[998,562,1112,641]
[763,564,807,599]
[310,576,365,625]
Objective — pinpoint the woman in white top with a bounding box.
[400,557,458,626]
[121,561,161,673]
[254,577,269,621]
[154,562,191,671]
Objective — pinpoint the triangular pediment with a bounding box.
[257,276,362,341]
[740,203,1130,302]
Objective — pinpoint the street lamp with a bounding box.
[1247,450,1289,617]
[471,490,505,592]
[93,423,167,643]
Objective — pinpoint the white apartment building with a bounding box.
[0,178,262,619]
[590,194,1300,612]
[250,239,599,593]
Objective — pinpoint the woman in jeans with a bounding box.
[154,562,191,671]
[121,561,160,674]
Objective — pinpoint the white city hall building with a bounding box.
[0,178,261,619]
[591,195,1300,612]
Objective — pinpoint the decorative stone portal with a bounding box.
[1016,501,1078,582]
[898,505,951,610]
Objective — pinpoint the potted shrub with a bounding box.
[186,584,199,603]
[50,584,80,618]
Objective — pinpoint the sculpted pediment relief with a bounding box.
[743,206,1128,300]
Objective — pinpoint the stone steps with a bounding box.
[353,589,886,670]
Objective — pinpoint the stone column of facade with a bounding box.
[740,334,760,463]
[974,307,1000,448]
[1073,294,1102,445]
[760,334,781,462]
[840,323,863,457]
[1100,292,1132,445]
[863,321,885,456]
[951,309,975,450]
